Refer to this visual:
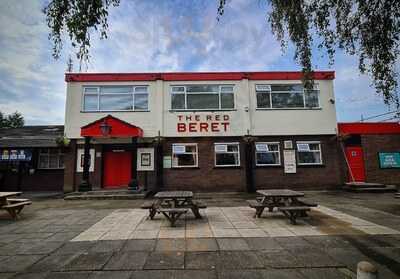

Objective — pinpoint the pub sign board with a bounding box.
[379,152,400,169]
[0,149,32,161]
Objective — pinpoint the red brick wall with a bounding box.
[361,134,400,185]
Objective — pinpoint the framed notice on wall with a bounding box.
[137,148,154,171]
[379,152,400,169]
[76,149,95,172]
[283,150,296,173]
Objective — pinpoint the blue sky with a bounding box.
[0,0,396,125]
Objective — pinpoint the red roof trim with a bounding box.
[65,71,335,82]
[338,122,400,135]
[81,115,143,138]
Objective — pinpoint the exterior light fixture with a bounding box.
[100,120,111,136]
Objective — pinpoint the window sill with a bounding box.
[255,165,282,168]
[213,166,242,169]
[80,110,150,113]
[169,109,237,112]
[171,167,200,170]
[297,164,325,168]
[255,107,322,111]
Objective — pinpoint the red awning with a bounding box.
[338,122,400,135]
[80,115,143,138]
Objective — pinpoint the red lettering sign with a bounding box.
[177,123,186,132]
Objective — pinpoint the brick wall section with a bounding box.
[74,143,103,190]
[1,169,64,192]
[254,135,343,190]
[162,137,247,192]
[63,139,76,192]
[361,134,400,185]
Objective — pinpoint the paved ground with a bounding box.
[0,191,399,278]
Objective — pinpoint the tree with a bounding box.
[0,112,25,129]
[44,0,400,107]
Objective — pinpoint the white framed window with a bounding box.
[82,85,149,112]
[171,85,234,110]
[296,141,323,165]
[256,84,320,109]
[255,142,281,166]
[172,143,198,168]
[38,149,64,169]
[215,143,240,167]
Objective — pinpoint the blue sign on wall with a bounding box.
[0,149,32,161]
[379,152,400,169]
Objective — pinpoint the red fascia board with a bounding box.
[338,122,400,135]
[65,71,335,82]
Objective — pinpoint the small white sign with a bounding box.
[284,140,293,149]
[284,150,296,173]
[255,144,269,152]
[137,148,154,171]
[77,148,95,172]
[163,156,172,168]
[297,143,310,152]
[172,145,186,154]
[215,144,227,153]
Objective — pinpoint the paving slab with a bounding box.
[20,241,64,255]
[155,239,185,251]
[174,270,217,279]
[0,273,16,279]
[88,240,125,253]
[0,255,44,272]
[218,251,264,270]
[87,271,132,279]
[103,251,148,270]
[122,239,156,252]
[62,252,112,271]
[143,251,184,270]
[184,251,218,270]
[55,242,96,255]
[257,249,301,268]
[45,232,79,242]
[217,238,250,251]
[245,237,283,250]
[297,268,352,279]
[26,253,82,272]
[287,247,342,268]
[185,238,218,251]
[45,271,92,279]
[217,270,266,279]
[12,273,49,279]
[130,270,175,279]
[258,269,306,279]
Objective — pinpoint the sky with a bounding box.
[0,0,397,125]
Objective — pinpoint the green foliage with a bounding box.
[220,0,400,106]
[0,111,25,129]
[43,0,120,68]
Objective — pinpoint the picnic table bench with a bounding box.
[248,189,317,224]
[0,192,32,220]
[141,191,207,226]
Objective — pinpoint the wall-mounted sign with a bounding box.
[76,148,95,172]
[137,148,154,171]
[379,152,400,169]
[0,149,32,161]
[163,156,172,169]
[284,150,296,173]
[284,141,293,149]
[176,114,230,133]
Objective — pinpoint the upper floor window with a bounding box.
[83,86,148,112]
[38,149,64,169]
[171,85,234,110]
[256,84,319,109]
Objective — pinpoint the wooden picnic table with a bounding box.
[256,189,304,210]
[0,192,31,220]
[153,191,204,219]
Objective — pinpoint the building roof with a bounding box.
[0,125,64,148]
[65,71,335,82]
[338,122,400,135]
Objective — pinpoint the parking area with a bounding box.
[0,191,399,278]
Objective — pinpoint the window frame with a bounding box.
[296,141,323,166]
[82,85,149,112]
[37,148,64,170]
[170,85,235,111]
[171,143,198,168]
[255,142,281,166]
[255,84,320,110]
[214,142,241,167]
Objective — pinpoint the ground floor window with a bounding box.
[255,142,281,166]
[215,143,240,167]
[296,141,322,165]
[172,143,198,167]
[38,149,64,169]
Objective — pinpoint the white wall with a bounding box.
[64,78,337,139]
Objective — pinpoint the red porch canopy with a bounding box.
[80,115,143,138]
[338,122,400,135]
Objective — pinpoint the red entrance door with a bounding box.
[345,146,366,182]
[103,151,132,188]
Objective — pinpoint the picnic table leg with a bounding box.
[5,208,18,221]
[191,207,202,219]
[255,207,265,218]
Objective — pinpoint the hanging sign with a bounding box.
[0,149,32,161]
[284,150,296,173]
[379,152,400,168]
